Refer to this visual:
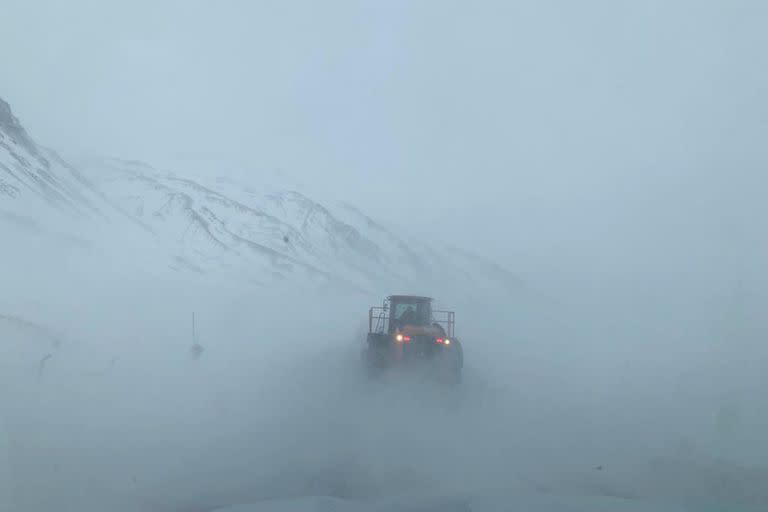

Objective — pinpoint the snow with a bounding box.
[2,95,526,313]
[71,156,525,298]
[3,97,768,512]
[3,90,527,301]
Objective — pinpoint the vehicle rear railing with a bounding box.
[432,310,455,338]
[369,307,455,338]
[369,306,389,334]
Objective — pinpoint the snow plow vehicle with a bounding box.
[363,295,463,384]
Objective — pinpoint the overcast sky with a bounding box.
[2,0,766,283]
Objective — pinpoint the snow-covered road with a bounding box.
[3,299,767,512]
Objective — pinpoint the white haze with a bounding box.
[2,1,768,511]
[2,208,767,511]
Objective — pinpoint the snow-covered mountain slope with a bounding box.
[331,201,523,296]
[0,99,99,222]
[75,158,374,290]
[1,95,521,297]
[80,157,523,296]
[0,97,156,258]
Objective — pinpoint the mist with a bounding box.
[2,1,768,511]
[3,221,767,510]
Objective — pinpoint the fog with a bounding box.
[3,225,767,510]
[2,1,768,511]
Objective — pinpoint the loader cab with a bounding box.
[388,295,432,332]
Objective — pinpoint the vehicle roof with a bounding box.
[388,295,433,302]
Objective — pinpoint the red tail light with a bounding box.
[403,335,411,343]
[436,338,444,344]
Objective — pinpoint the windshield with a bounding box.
[393,300,432,327]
